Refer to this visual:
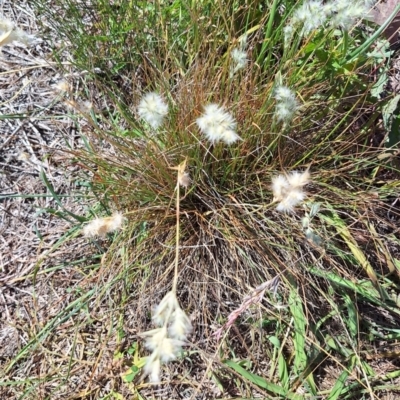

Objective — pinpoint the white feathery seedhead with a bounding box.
[221,129,241,145]
[107,212,124,231]
[54,80,70,92]
[275,102,296,122]
[276,188,305,213]
[152,291,179,326]
[143,327,185,362]
[328,0,371,30]
[169,307,192,340]
[283,25,294,47]
[141,293,192,383]
[178,171,191,188]
[230,48,248,77]
[287,170,310,188]
[196,103,241,145]
[144,327,168,351]
[292,0,329,35]
[82,212,124,237]
[271,175,290,202]
[0,16,34,46]
[144,351,162,383]
[274,85,299,123]
[231,48,247,66]
[273,170,311,212]
[82,218,105,237]
[158,337,186,362]
[138,92,168,129]
[274,85,296,102]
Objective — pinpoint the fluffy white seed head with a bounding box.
[293,0,329,35]
[287,170,310,188]
[144,328,168,352]
[329,0,371,30]
[230,48,248,77]
[142,291,192,383]
[196,104,241,145]
[83,212,124,237]
[276,188,305,212]
[274,85,296,102]
[283,25,294,47]
[158,338,185,362]
[144,352,161,383]
[0,17,34,46]
[54,80,70,92]
[169,308,192,340]
[272,170,311,212]
[152,291,179,326]
[272,175,290,202]
[275,103,296,122]
[178,171,191,188]
[274,85,299,122]
[138,92,168,129]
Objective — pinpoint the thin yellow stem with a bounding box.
[172,174,181,293]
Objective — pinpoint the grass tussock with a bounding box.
[2,0,400,398]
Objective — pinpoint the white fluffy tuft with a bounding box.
[138,92,168,129]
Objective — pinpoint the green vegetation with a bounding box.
[3,0,400,398]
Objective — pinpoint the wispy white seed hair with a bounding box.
[169,308,192,340]
[328,0,371,30]
[143,328,168,351]
[272,170,310,212]
[274,85,299,123]
[274,85,296,102]
[276,188,305,212]
[143,327,185,361]
[178,170,191,188]
[158,338,186,362]
[196,104,241,145]
[283,25,294,47]
[287,170,310,188]
[0,16,34,46]
[272,175,290,202]
[83,212,124,237]
[138,92,168,129]
[152,291,179,326]
[292,0,329,35]
[54,80,70,92]
[141,292,192,383]
[144,351,161,383]
[229,48,248,77]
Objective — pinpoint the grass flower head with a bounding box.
[83,212,124,237]
[229,48,248,77]
[196,104,241,145]
[0,16,34,46]
[141,291,192,383]
[287,170,310,188]
[292,0,329,35]
[329,0,371,30]
[169,307,192,340]
[276,188,305,212]
[272,175,290,202]
[272,170,310,212]
[138,92,168,129]
[274,85,299,123]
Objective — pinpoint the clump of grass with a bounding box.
[9,0,400,398]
